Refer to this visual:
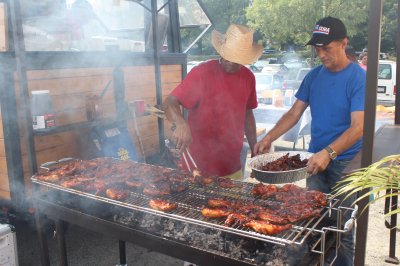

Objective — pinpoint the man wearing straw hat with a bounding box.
[164,24,263,179]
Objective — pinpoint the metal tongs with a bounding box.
[182,148,198,172]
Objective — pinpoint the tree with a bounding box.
[246,0,369,50]
[381,0,398,53]
[182,0,250,55]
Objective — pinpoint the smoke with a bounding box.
[21,0,146,52]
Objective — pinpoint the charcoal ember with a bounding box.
[114,210,317,266]
[208,243,218,250]
[255,252,268,265]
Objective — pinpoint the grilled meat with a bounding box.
[257,153,308,171]
[105,188,129,201]
[245,220,292,235]
[149,199,178,212]
[143,181,171,197]
[257,210,290,225]
[217,177,240,188]
[190,169,214,185]
[207,199,234,209]
[201,208,231,218]
[125,177,144,189]
[36,173,60,183]
[252,183,278,198]
[224,213,250,226]
[306,190,328,207]
[168,172,189,192]
[280,204,322,223]
[169,180,188,193]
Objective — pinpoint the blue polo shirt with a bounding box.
[295,62,366,160]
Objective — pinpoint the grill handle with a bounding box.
[344,205,358,232]
[40,157,75,171]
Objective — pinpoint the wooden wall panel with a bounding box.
[0,3,7,51]
[0,117,3,139]
[5,64,183,201]
[0,157,7,175]
[0,173,9,191]
[0,139,5,157]
[0,190,10,200]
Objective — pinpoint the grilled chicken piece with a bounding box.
[217,177,240,188]
[191,169,214,185]
[207,198,234,209]
[279,183,307,194]
[149,199,178,212]
[257,210,290,225]
[224,213,250,226]
[201,208,231,218]
[125,177,144,189]
[168,172,189,192]
[105,188,129,201]
[143,181,171,197]
[82,180,106,194]
[235,204,263,219]
[306,190,328,207]
[149,173,168,183]
[245,220,292,235]
[60,176,95,189]
[252,183,278,198]
[169,180,188,193]
[36,173,60,183]
[60,179,83,188]
[281,204,322,223]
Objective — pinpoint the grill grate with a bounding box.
[32,177,339,246]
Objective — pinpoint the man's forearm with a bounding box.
[329,126,363,155]
[244,110,257,155]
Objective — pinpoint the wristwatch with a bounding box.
[324,146,337,160]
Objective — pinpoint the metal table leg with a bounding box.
[385,190,399,265]
[118,240,127,266]
[56,220,68,266]
[34,210,50,266]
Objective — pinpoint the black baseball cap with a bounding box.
[306,16,347,47]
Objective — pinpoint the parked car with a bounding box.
[186,61,202,73]
[254,72,284,104]
[251,60,269,72]
[263,48,278,54]
[377,60,396,104]
[283,68,311,91]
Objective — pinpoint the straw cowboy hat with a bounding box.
[211,24,263,65]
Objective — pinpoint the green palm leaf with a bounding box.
[333,154,400,228]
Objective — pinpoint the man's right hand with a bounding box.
[171,122,192,152]
[253,136,273,155]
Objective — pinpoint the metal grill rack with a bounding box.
[32,177,341,247]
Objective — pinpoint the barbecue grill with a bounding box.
[31,160,357,266]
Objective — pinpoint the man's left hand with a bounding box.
[306,150,331,175]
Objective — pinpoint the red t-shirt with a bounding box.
[171,60,257,176]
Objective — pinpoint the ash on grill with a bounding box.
[114,209,319,266]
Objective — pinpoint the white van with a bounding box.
[377,60,396,103]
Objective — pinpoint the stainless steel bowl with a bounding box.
[247,151,313,184]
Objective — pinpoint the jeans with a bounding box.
[307,159,355,266]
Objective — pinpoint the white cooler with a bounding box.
[0,224,18,266]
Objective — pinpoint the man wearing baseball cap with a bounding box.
[255,16,366,265]
[164,24,263,180]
